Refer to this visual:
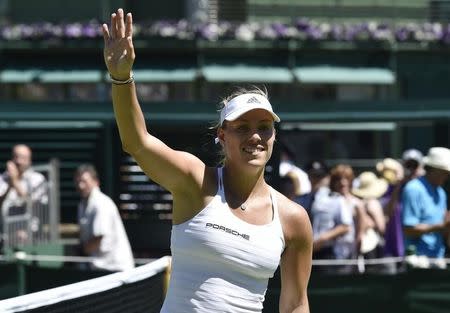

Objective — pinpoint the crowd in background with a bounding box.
[279,146,450,274]
[1,141,449,275]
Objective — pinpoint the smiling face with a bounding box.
[218,109,276,169]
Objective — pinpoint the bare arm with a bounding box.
[445,211,450,248]
[102,9,205,196]
[313,224,349,252]
[403,222,449,237]
[82,236,102,255]
[279,199,312,313]
[366,199,386,234]
[352,198,369,251]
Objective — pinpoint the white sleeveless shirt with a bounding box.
[160,167,285,313]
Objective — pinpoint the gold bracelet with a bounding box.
[110,72,134,85]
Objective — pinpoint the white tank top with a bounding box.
[160,167,285,313]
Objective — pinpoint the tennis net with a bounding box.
[0,256,170,313]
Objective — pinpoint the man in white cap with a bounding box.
[381,149,423,267]
[402,147,450,267]
[402,148,424,180]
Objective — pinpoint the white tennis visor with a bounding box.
[219,93,281,125]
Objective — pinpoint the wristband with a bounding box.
[109,72,134,85]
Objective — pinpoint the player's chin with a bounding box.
[246,157,269,167]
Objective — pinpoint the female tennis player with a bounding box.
[102,8,312,313]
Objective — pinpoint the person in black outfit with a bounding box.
[295,160,329,219]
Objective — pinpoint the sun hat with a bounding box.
[376,158,404,184]
[352,171,388,199]
[219,93,280,125]
[422,147,450,172]
[402,149,423,163]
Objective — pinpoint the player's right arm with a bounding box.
[102,9,205,197]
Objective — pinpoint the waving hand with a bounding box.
[102,8,135,80]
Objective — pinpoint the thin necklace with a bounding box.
[240,196,252,211]
[223,169,255,211]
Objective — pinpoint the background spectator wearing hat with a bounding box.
[352,171,388,263]
[376,158,404,186]
[402,147,450,268]
[402,148,425,180]
[380,151,424,263]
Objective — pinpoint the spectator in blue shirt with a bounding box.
[402,147,450,262]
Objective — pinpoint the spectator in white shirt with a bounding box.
[75,164,134,272]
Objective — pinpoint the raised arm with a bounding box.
[101,9,205,194]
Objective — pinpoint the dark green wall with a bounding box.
[6,0,184,23]
[264,268,450,313]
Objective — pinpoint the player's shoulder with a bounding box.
[273,188,311,240]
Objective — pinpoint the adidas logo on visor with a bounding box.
[246,96,261,104]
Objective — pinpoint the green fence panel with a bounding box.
[263,269,450,313]
[0,263,19,300]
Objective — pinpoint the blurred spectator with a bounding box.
[380,151,424,264]
[279,171,299,201]
[310,184,353,274]
[0,144,47,247]
[311,164,366,274]
[402,147,450,269]
[74,164,134,272]
[378,157,407,263]
[352,171,388,271]
[378,151,422,272]
[279,145,311,196]
[376,158,404,186]
[295,160,329,218]
[402,148,424,179]
[330,165,371,269]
